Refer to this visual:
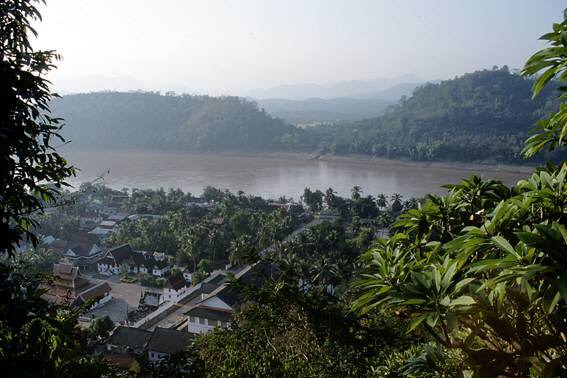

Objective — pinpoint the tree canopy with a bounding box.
[0,0,75,255]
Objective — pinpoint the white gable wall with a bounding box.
[200,296,232,310]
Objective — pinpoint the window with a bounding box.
[189,316,196,323]
[199,317,205,324]
[209,319,219,326]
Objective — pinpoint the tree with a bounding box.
[376,193,388,210]
[196,280,425,377]
[89,316,115,339]
[0,0,75,255]
[228,235,257,266]
[390,193,404,213]
[521,9,567,158]
[207,227,223,268]
[353,11,567,375]
[324,187,337,210]
[0,2,107,376]
[351,185,362,201]
[181,231,201,273]
[301,187,323,212]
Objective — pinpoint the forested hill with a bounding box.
[306,67,563,163]
[51,92,302,150]
[53,68,564,164]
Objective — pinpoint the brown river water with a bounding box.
[63,149,530,200]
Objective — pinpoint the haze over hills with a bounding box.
[51,67,562,164]
[248,76,439,124]
[255,97,393,124]
[247,74,424,100]
[52,74,435,125]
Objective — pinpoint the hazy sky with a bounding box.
[34,0,565,95]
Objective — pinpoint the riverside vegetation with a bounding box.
[1,0,567,376]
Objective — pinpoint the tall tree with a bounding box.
[0,1,108,376]
[1,0,75,255]
[354,10,567,375]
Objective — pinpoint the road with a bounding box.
[82,273,149,324]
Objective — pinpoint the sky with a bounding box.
[33,0,565,96]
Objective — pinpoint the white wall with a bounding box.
[88,292,112,310]
[200,296,232,310]
[187,319,215,334]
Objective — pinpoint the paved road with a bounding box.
[82,273,151,324]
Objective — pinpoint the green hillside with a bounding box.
[52,92,301,151]
[306,67,562,163]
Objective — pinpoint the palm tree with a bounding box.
[390,193,404,213]
[324,187,337,210]
[351,186,362,201]
[376,193,388,210]
[181,233,200,273]
[207,227,223,268]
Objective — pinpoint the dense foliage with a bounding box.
[104,186,303,274]
[0,0,75,255]
[196,281,436,377]
[353,11,567,376]
[0,2,107,376]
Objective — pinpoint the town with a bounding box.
[9,181,407,371]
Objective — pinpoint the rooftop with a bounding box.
[186,306,232,323]
[109,244,135,264]
[107,326,152,350]
[74,281,112,305]
[165,272,187,291]
[146,327,194,354]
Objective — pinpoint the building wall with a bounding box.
[187,318,216,334]
[200,296,232,310]
[90,292,112,310]
[152,267,169,277]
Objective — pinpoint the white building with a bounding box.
[97,245,169,277]
[163,272,189,302]
[185,262,275,334]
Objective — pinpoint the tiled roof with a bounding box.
[165,272,186,291]
[186,306,232,322]
[107,326,152,349]
[147,327,193,354]
[98,256,115,265]
[109,244,134,264]
[201,282,219,294]
[74,282,111,304]
[53,261,79,280]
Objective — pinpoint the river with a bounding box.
[63,149,529,200]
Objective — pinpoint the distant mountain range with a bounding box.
[247,74,424,100]
[254,97,393,124]
[249,77,441,124]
